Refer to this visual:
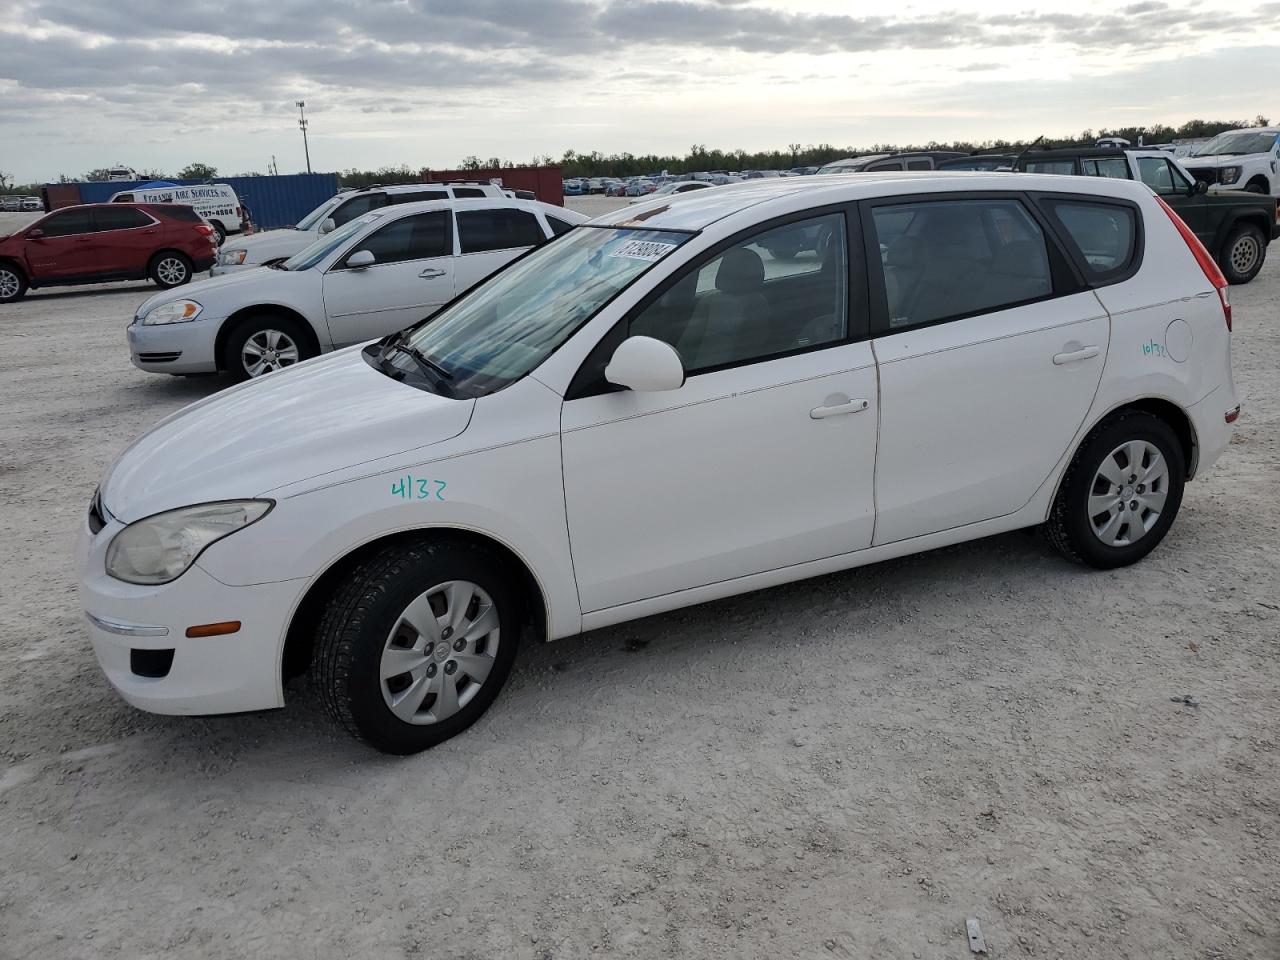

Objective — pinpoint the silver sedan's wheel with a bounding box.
[380,580,501,725]
[1228,233,1261,277]
[1088,439,1170,547]
[241,329,300,377]
[155,256,189,286]
[0,267,21,301]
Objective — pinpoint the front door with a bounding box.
[322,210,455,346]
[561,209,879,613]
[25,208,101,280]
[1135,155,1210,245]
[865,194,1109,545]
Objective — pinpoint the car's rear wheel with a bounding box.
[314,539,522,754]
[222,314,312,381]
[0,263,28,303]
[1219,223,1267,285]
[209,220,227,245]
[149,251,192,289]
[1045,411,1185,569]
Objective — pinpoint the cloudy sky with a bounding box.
[1,0,1277,182]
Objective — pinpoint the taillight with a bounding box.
[194,224,213,237]
[1155,195,1231,332]
[236,205,242,218]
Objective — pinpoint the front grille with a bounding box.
[87,490,106,535]
[137,351,182,363]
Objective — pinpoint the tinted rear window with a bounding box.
[1040,199,1137,281]
[452,187,488,199]
[151,204,203,223]
[95,206,153,230]
[457,209,544,253]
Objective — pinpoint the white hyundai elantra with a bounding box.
[79,173,1238,753]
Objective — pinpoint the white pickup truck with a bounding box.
[1180,127,1280,197]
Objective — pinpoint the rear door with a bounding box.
[865,192,1110,544]
[91,206,160,275]
[24,208,101,280]
[322,209,455,345]
[452,207,546,293]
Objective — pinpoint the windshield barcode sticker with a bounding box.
[609,239,677,262]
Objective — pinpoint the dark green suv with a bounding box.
[1015,147,1278,284]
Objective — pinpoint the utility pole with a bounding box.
[296,101,312,174]
[270,155,278,176]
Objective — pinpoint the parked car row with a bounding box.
[1,195,43,211]
[78,171,1240,753]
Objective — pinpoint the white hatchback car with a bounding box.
[129,198,585,380]
[80,173,1238,753]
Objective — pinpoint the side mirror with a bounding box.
[1194,179,1209,195]
[26,228,44,239]
[319,218,337,234]
[345,250,376,269]
[605,336,685,392]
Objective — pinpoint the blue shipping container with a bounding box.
[58,173,339,231]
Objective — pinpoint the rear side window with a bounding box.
[1040,198,1137,282]
[154,204,203,223]
[457,209,544,253]
[905,159,933,170]
[346,211,451,266]
[872,198,1053,330]
[94,207,153,231]
[545,215,575,236]
[38,209,95,237]
[1024,160,1077,175]
[1081,158,1130,179]
[452,187,487,199]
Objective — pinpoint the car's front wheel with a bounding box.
[314,539,522,754]
[222,314,313,381]
[0,263,28,303]
[149,251,193,289]
[1045,411,1186,569]
[1219,223,1267,285]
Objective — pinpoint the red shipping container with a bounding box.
[422,166,564,206]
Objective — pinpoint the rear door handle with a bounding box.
[1053,345,1100,365]
[810,398,870,419]
[419,268,447,279]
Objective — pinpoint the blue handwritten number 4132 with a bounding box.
[392,475,447,501]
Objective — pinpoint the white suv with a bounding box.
[1181,127,1280,196]
[130,198,584,379]
[81,174,1237,753]
[211,182,513,275]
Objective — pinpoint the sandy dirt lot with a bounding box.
[0,204,1277,960]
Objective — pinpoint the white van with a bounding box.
[108,183,244,244]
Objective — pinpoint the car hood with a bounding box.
[134,266,308,320]
[101,348,474,522]
[222,228,313,263]
[1185,153,1260,167]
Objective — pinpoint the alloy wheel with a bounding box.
[241,329,300,377]
[379,580,501,725]
[1087,440,1170,547]
[1229,234,1260,276]
[0,269,19,300]
[156,257,188,286]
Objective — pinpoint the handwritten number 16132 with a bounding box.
[391,475,447,501]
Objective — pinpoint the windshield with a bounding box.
[294,195,343,231]
[281,213,382,271]
[1192,131,1278,156]
[401,226,691,397]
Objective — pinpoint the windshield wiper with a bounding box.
[375,333,456,395]
[399,343,453,380]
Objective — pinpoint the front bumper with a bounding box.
[128,316,222,374]
[78,513,304,715]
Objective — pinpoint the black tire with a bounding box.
[314,539,522,754]
[209,220,227,246]
[221,314,314,382]
[1218,222,1267,285]
[0,262,27,303]
[1243,178,1269,195]
[148,251,193,289]
[1044,410,1186,569]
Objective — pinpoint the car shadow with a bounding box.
[20,283,155,303]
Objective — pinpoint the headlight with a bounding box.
[105,501,272,585]
[218,249,248,266]
[1219,166,1241,185]
[140,299,203,326]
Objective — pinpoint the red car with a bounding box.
[0,203,217,303]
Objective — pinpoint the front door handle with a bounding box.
[810,398,870,419]
[1053,345,1100,365]
[419,267,447,279]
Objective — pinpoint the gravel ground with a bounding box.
[0,205,1277,960]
